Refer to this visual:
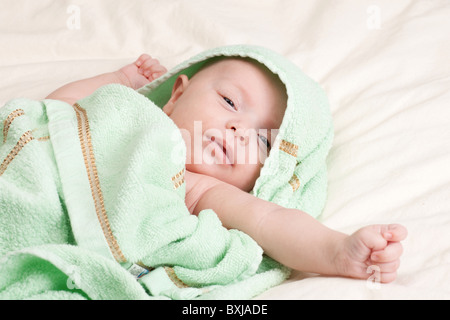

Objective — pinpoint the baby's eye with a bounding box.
[223,97,236,110]
[259,135,271,150]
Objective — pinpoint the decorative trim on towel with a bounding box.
[171,168,185,189]
[164,267,189,288]
[31,129,50,142]
[36,136,50,142]
[73,103,127,263]
[279,139,298,158]
[2,109,25,143]
[0,130,34,177]
[289,174,301,191]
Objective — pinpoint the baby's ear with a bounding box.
[170,74,189,103]
[163,74,189,116]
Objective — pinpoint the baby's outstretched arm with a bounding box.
[46,54,167,105]
[186,171,407,282]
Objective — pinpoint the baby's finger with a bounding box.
[373,259,401,274]
[152,65,168,75]
[383,224,408,242]
[141,57,161,71]
[135,54,151,67]
[371,242,403,263]
[366,266,398,283]
[150,64,167,74]
[151,71,166,80]
[380,271,398,283]
[144,65,167,80]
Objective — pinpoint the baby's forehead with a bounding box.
[197,57,287,99]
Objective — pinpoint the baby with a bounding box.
[45,53,407,284]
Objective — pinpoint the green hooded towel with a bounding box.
[0,45,332,300]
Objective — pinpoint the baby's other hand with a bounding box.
[338,224,408,283]
[118,54,168,90]
[135,54,168,82]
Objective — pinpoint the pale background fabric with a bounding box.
[1,0,449,299]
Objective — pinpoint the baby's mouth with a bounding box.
[208,136,233,165]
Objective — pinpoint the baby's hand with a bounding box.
[118,54,168,90]
[338,224,408,283]
[134,54,168,82]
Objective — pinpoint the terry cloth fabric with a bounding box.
[138,45,334,218]
[0,84,289,300]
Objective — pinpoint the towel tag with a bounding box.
[128,263,153,280]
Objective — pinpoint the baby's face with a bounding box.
[163,58,286,192]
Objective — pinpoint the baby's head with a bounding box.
[139,45,333,217]
[162,57,287,191]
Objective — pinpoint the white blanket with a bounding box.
[1,0,449,299]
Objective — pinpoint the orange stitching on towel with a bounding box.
[0,130,34,177]
[279,139,298,158]
[289,174,301,191]
[164,267,189,288]
[2,109,25,143]
[171,168,185,190]
[73,103,127,263]
[36,136,50,142]
[31,129,50,142]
